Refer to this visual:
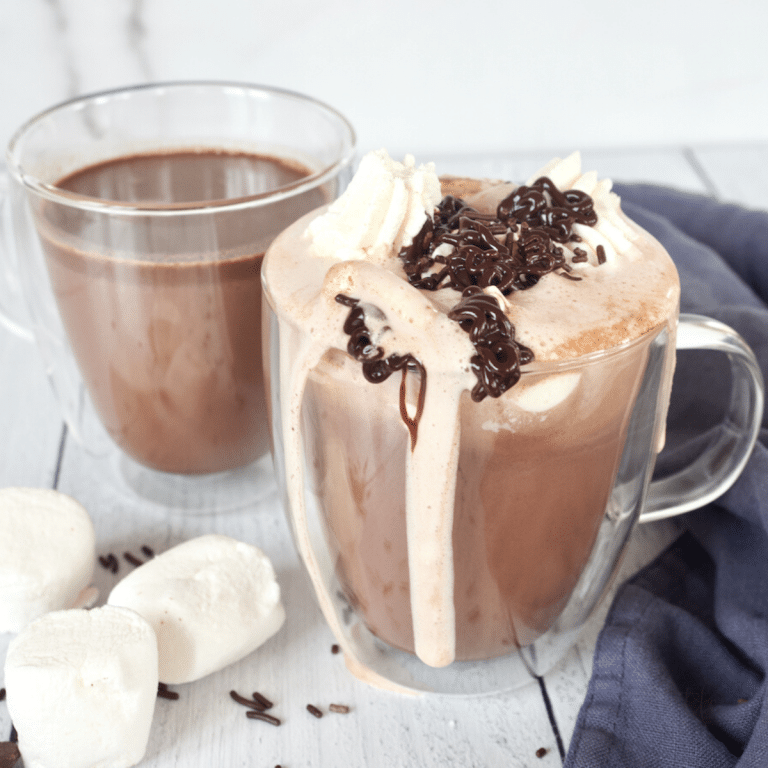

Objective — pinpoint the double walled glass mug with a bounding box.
[0,82,355,510]
[264,292,763,693]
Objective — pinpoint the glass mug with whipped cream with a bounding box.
[262,150,763,694]
[0,82,355,509]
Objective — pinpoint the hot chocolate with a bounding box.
[36,150,324,474]
[263,150,680,676]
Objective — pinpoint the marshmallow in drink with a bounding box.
[0,487,96,633]
[4,605,158,768]
[107,534,285,684]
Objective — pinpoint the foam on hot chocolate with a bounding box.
[263,151,680,678]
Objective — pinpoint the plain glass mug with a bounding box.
[264,286,763,694]
[0,82,355,508]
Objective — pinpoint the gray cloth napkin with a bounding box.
[564,184,768,768]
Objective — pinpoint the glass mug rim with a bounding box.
[5,80,357,217]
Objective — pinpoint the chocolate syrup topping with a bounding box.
[448,286,533,402]
[399,177,598,296]
[335,178,600,433]
[335,294,427,449]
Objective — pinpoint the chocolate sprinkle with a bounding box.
[123,551,143,568]
[246,710,281,726]
[306,704,323,718]
[157,683,179,701]
[572,247,589,263]
[329,703,351,714]
[0,742,20,768]
[536,747,549,758]
[251,691,274,711]
[596,244,607,264]
[98,553,119,574]
[331,644,341,654]
[0,688,5,701]
[230,689,268,712]
[141,545,155,558]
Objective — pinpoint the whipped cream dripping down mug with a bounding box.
[262,150,764,695]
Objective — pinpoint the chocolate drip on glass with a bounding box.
[335,294,426,449]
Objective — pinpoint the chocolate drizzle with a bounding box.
[334,176,601,431]
[448,287,533,401]
[400,177,598,297]
[335,294,426,449]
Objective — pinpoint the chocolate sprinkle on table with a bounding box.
[98,553,119,574]
[0,688,5,701]
[123,551,143,568]
[252,691,274,710]
[141,545,155,558]
[329,703,351,714]
[306,704,323,718]
[331,644,340,654]
[230,689,268,711]
[536,747,549,758]
[246,710,281,726]
[157,683,179,700]
[0,741,20,768]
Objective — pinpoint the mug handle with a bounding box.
[640,313,764,523]
[0,170,35,342]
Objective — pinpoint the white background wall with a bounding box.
[1,0,767,160]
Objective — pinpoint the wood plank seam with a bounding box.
[682,147,720,199]
[537,676,566,763]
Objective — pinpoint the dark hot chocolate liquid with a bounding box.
[38,150,324,474]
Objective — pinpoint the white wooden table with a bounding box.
[1,144,765,768]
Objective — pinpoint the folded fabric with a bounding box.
[564,185,768,768]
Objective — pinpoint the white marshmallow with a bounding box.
[4,606,158,768]
[107,534,285,684]
[507,372,581,413]
[0,487,96,633]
